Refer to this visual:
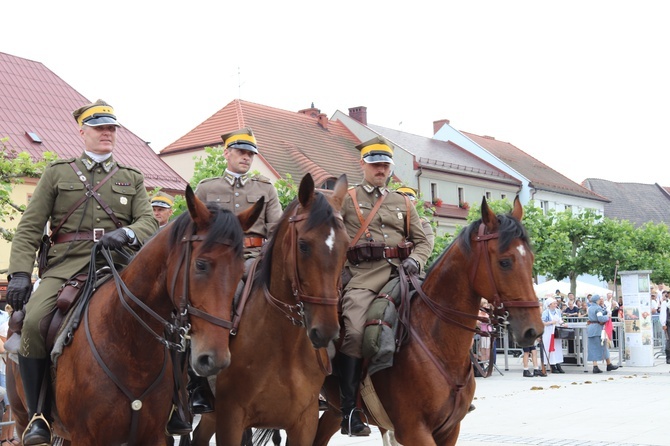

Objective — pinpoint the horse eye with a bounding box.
[298,240,310,254]
[195,259,208,272]
[499,258,512,270]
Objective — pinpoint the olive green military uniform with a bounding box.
[340,181,432,358]
[8,153,158,358]
[195,171,282,258]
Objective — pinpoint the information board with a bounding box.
[619,270,654,366]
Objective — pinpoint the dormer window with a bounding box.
[26,131,42,143]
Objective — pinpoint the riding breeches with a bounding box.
[20,276,67,358]
[340,288,377,358]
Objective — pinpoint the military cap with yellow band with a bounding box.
[221,127,259,154]
[356,136,394,165]
[150,191,174,209]
[396,186,418,198]
[72,99,120,127]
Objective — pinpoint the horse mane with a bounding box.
[167,203,245,257]
[426,212,531,276]
[256,191,340,287]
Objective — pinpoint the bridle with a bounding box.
[401,221,540,434]
[263,204,341,326]
[262,203,342,375]
[83,230,241,445]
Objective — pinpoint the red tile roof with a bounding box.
[161,99,365,186]
[0,51,186,193]
[462,132,608,202]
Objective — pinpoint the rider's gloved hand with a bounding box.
[401,257,419,276]
[98,228,132,250]
[7,272,32,311]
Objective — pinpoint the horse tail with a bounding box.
[252,428,282,446]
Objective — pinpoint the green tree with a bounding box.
[0,139,58,242]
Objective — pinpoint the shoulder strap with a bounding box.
[50,162,121,236]
[347,187,388,247]
[402,194,411,238]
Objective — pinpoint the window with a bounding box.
[457,187,464,204]
[501,193,507,200]
[540,200,549,215]
[485,191,491,200]
[431,183,438,204]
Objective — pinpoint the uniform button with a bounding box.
[216,198,220,202]
[97,206,101,210]
[235,192,239,197]
[383,234,388,238]
[235,204,240,208]
[96,218,101,223]
[375,194,379,198]
[69,185,74,189]
[381,224,385,228]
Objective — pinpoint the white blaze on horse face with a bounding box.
[517,245,526,257]
[325,227,336,252]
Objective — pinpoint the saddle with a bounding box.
[5,271,110,365]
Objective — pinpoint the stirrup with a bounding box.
[22,413,53,446]
[343,407,371,437]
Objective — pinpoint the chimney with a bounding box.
[298,102,320,118]
[317,113,328,130]
[433,119,450,135]
[348,106,367,125]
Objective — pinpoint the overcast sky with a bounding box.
[3,1,668,185]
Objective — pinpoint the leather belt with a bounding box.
[52,229,105,244]
[383,246,401,259]
[244,236,265,248]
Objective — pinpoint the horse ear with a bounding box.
[511,195,524,221]
[329,174,348,211]
[298,173,315,208]
[480,196,497,229]
[238,196,265,232]
[186,185,211,228]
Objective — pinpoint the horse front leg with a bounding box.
[191,412,216,446]
[214,407,246,446]
[311,409,341,446]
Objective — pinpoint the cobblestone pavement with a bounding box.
[185,353,668,445]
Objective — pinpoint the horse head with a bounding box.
[171,185,264,376]
[264,174,349,348]
[469,196,544,346]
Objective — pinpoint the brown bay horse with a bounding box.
[7,185,263,445]
[191,174,349,446]
[312,196,544,446]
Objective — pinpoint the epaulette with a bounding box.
[116,163,144,175]
[250,173,272,184]
[197,177,219,186]
[51,157,76,166]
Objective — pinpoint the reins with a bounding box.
[84,229,240,445]
[262,203,342,375]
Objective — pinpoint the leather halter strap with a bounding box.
[471,223,540,310]
[263,205,341,325]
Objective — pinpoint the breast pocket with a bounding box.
[56,182,85,213]
[111,184,137,221]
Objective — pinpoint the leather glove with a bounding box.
[7,272,32,311]
[401,257,419,276]
[98,228,131,250]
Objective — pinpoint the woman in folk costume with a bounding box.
[541,297,566,373]
[586,294,619,373]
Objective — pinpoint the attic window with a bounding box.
[26,131,42,143]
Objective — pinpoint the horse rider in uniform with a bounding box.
[5,99,157,445]
[150,191,174,229]
[339,136,432,436]
[181,127,281,415]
